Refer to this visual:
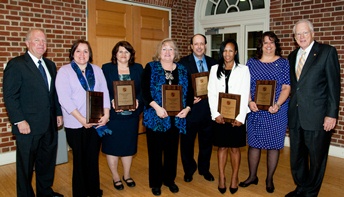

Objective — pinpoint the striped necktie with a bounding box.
[296,51,306,80]
[198,60,204,72]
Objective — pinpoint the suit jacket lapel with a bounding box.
[298,42,319,82]
[188,55,199,74]
[24,53,49,91]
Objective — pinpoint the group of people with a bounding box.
[3,18,340,197]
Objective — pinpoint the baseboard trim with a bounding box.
[1,137,343,166]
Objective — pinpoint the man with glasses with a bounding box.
[179,34,217,183]
[286,19,340,197]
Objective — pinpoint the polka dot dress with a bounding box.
[246,57,290,150]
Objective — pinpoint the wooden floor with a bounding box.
[0,133,343,197]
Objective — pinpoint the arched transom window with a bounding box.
[206,0,265,15]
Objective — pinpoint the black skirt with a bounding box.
[212,121,246,148]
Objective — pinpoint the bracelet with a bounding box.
[276,103,281,109]
[186,106,191,111]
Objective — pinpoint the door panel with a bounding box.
[132,6,169,66]
[88,0,169,66]
[88,0,170,133]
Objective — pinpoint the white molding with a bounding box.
[0,151,16,165]
[284,136,344,158]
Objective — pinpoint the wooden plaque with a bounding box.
[113,80,136,110]
[254,80,276,110]
[191,72,209,99]
[218,92,241,123]
[86,91,104,123]
[162,84,182,116]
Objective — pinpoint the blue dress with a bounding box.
[246,57,290,150]
[101,62,144,157]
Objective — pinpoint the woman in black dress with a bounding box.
[207,39,250,194]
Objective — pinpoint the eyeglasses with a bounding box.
[295,31,310,37]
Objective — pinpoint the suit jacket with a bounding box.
[288,41,340,130]
[179,54,217,123]
[3,52,62,135]
[102,62,144,119]
[207,64,250,123]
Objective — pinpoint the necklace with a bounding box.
[164,70,174,85]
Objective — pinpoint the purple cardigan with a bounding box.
[56,63,110,128]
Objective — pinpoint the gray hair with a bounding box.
[292,19,314,34]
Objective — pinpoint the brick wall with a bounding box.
[270,0,344,147]
[0,0,343,154]
[0,0,87,153]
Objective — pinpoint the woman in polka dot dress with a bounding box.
[239,31,290,193]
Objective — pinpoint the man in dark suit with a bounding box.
[286,19,340,197]
[179,34,217,182]
[3,29,64,197]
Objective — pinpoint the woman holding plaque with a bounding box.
[141,38,194,196]
[239,31,290,193]
[101,41,143,190]
[56,39,110,197]
[207,39,250,194]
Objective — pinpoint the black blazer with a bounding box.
[179,54,217,123]
[3,52,62,135]
[288,41,340,130]
[102,62,144,119]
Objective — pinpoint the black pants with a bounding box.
[65,127,102,197]
[146,127,179,188]
[289,117,332,197]
[180,120,213,176]
[16,128,57,197]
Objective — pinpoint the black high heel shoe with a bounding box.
[218,187,226,194]
[239,177,259,187]
[229,187,238,194]
[266,180,275,193]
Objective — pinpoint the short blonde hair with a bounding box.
[152,38,180,62]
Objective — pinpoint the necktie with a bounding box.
[198,60,204,72]
[38,60,49,88]
[296,51,306,80]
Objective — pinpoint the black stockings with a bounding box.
[244,147,280,188]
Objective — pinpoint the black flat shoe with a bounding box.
[184,174,193,182]
[123,176,136,187]
[113,180,124,190]
[230,187,238,194]
[239,177,259,187]
[151,187,161,196]
[166,183,179,193]
[218,187,226,194]
[199,172,215,181]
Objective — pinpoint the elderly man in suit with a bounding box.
[3,29,63,197]
[286,19,340,197]
[179,34,217,182]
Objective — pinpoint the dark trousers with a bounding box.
[65,127,102,197]
[146,127,179,188]
[180,120,213,175]
[16,126,57,197]
[289,117,332,197]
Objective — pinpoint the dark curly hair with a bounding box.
[111,41,136,66]
[255,31,282,59]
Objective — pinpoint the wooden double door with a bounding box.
[87,0,170,67]
[88,0,170,132]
